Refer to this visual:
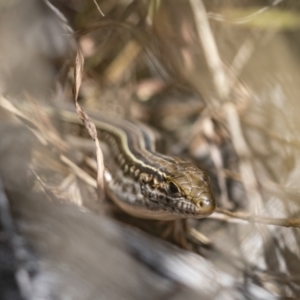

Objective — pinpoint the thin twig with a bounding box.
[214,208,300,228]
[207,0,284,24]
[243,117,300,148]
[60,155,97,189]
[29,167,55,202]
[0,96,48,146]
[93,0,105,17]
[189,228,212,245]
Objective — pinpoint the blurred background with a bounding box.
[0,0,300,299]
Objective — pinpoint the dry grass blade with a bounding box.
[72,47,105,212]
[243,117,300,148]
[224,102,263,214]
[73,47,84,102]
[189,0,229,100]
[29,167,54,202]
[75,21,168,80]
[0,96,48,146]
[207,0,284,25]
[93,0,105,17]
[104,40,142,83]
[2,0,300,297]
[0,96,97,205]
[60,155,97,189]
[214,208,300,228]
[224,102,276,265]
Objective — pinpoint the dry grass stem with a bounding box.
[29,167,54,202]
[243,117,300,148]
[189,0,229,99]
[224,103,274,254]
[207,1,284,24]
[73,48,84,101]
[60,155,97,189]
[189,228,211,245]
[214,208,300,228]
[73,47,106,212]
[0,96,49,146]
[227,39,255,91]
[224,102,263,214]
[93,0,105,17]
[104,40,142,83]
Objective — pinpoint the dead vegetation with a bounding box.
[1,0,300,299]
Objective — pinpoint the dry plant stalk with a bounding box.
[73,47,106,212]
[189,0,229,99]
[104,40,142,83]
[0,96,98,202]
[1,80,299,230]
[225,103,264,214]
[214,208,300,228]
[186,2,300,232]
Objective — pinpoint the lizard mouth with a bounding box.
[148,194,215,217]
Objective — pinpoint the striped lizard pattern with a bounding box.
[59,107,216,220]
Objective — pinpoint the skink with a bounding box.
[58,107,216,220]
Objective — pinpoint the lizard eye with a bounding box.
[168,182,180,194]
